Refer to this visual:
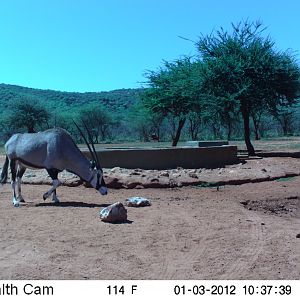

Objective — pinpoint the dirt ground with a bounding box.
[0,155,300,280]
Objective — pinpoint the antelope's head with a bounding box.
[89,162,107,195]
[74,120,108,196]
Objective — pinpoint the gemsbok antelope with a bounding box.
[0,124,107,207]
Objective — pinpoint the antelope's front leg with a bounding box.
[52,189,60,203]
[43,179,61,202]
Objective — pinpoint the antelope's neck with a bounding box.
[67,157,93,183]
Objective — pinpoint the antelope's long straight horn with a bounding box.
[73,120,97,164]
[81,120,101,170]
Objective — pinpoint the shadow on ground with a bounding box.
[35,201,110,208]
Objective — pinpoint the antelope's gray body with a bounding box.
[1,128,107,207]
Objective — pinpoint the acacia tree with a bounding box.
[79,104,113,142]
[273,107,295,136]
[197,20,300,155]
[129,102,165,142]
[142,57,203,146]
[8,97,50,133]
[187,111,202,140]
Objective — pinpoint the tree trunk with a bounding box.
[172,118,186,147]
[227,121,232,141]
[212,124,220,139]
[251,116,260,140]
[188,118,199,140]
[253,120,260,140]
[241,106,255,155]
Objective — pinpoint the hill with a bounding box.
[0,83,142,114]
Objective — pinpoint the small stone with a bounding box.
[150,178,159,183]
[110,167,121,173]
[130,171,141,175]
[240,200,249,206]
[296,233,300,238]
[99,202,127,223]
[188,172,198,179]
[135,185,145,189]
[160,171,169,177]
[126,197,151,207]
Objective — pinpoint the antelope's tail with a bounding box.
[0,155,9,184]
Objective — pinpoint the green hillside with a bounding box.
[0,83,142,114]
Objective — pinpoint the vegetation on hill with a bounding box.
[0,84,142,142]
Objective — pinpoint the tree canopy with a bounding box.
[142,57,204,146]
[197,20,300,154]
[7,97,50,133]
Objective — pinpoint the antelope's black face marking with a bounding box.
[97,170,107,195]
[90,168,107,195]
[90,160,96,170]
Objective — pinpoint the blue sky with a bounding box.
[0,0,299,92]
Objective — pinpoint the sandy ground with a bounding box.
[0,156,300,280]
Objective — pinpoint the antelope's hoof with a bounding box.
[13,198,20,207]
[52,194,60,203]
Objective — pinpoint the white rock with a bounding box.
[126,197,151,207]
[99,202,127,222]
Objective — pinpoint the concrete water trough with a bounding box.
[83,145,238,170]
[184,140,229,147]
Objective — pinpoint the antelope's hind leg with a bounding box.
[10,159,19,207]
[16,164,26,203]
[43,169,61,203]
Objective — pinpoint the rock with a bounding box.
[110,167,122,173]
[188,172,198,179]
[99,202,127,223]
[125,181,142,189]
[240,200,249,206]
[126,197,151,207]
[135,185,145,189]
[296,233,300,238]
[130,171,141,176]
[160,171,169,177]
[150,177,159,183]
[25,174,37,178]
[169,179,178,187]
[105,177,124,189]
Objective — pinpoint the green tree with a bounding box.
[187,111,202,140]
[143,57,203,146]
[8,97,50,133]
[273,107,296,136]
[78,104,114,143]
[129,102,164,142]
[197,20,300,154]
